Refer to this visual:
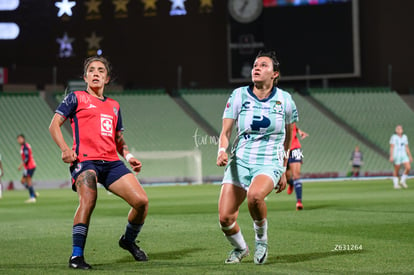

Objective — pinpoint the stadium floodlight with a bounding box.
[0,0,20,40]
[0,23,20,40]
[0,0,19,11]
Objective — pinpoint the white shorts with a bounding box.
[222,158,283,191]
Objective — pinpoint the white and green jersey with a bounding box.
[223,85,298,165]
[390,134,409,159]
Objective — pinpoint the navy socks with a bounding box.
[72,223,88,257]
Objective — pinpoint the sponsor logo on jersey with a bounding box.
[242,101,251,109]
[100,114,113,137]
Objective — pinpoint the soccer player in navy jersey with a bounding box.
[49,56,149,270]
[17,134,38,203]
[286,124,308,210]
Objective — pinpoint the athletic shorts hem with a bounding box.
[252,172,278,188]
[70,160,131,192]
[23,168,36,178]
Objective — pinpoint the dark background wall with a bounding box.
[357,0,414,93]
[0,0,413,92]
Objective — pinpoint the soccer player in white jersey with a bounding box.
[217,50,298,265]
[389,125,412,189]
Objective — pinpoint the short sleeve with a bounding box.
[56,92,78,119]
[404,135,409,144]
[285,94,298,124]
[116,107,124,132]
[223,89,241,120]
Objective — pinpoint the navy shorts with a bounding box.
[70,160,131,192]
[23,168,36,178]
[288,148,303,164]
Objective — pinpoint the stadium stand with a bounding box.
[0,93,73,184]
[179,89,230,133]
[292,92,390,176]
[309,88,414,153]
[108,91,223,182]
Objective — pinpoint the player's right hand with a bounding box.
[62,149,77,163]
[217,152,228,167]
[389,156,394,163]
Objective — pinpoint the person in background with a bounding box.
[286,124,308,210]
[17,134,38,203]
[350,145,363,177]
[389,125,412,189]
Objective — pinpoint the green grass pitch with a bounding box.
[0,179,413,274]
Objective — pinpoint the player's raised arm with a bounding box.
[49,113,77,163]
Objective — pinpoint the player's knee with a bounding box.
[247,191,264,207]
[219,215,236,229]
[130,195,148,211]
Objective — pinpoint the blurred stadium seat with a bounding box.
[0,93,72,182]
[179,89,230,133]
[292,91,390,176]
[309,88,414,153]
[110,91,223,181]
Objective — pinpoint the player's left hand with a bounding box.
[298,130,309,140]
[129,158,142,174]
[275,173,287,193]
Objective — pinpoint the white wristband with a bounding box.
[218,147,226,154]
[282,166,287,173]
[125,153,134,162]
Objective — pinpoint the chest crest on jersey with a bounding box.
[274,101,283,113]
[100,114,113,137]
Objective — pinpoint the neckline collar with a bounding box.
[247,85,277,102]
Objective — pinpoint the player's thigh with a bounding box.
[403,161,411,171]
[289,162,301,179]
[218,183,246,221]
[248,174,275,202]
[76,169,98,205]
[109,173,148,208]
